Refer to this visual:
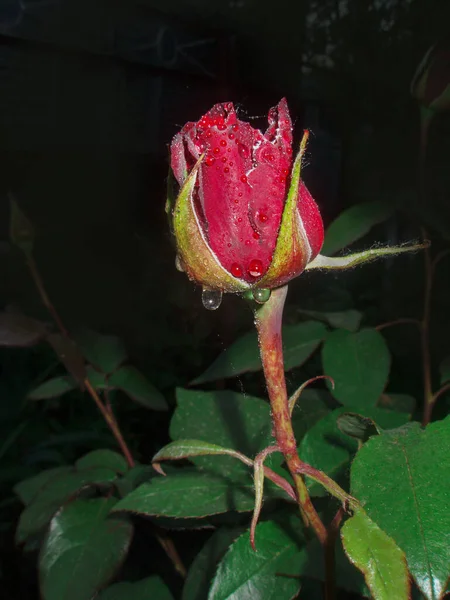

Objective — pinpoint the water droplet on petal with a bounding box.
[228,132,235,140]
[238,144,249,159]
[231,263,243,278]
[240,174,248,183]
[258,212,268,223]
[205,156,215,166]
[224,167,230,173]
[252,288,271,304]
[220,139,227,147]
[245,240,251,246]
[248,259,264,278]
[213,147,220,155]
[202,288,223,310]
[253,232,260,240]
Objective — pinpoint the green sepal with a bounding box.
[258,131,311,289]
[305,240,430,272]
[172,157,250,293]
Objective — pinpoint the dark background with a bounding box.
[0,0,449,597]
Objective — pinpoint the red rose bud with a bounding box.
[411,41,450,113]
[168,99,324,306]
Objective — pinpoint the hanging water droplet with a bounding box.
[252,288,271,304]
[175,255,185,272]
[202,288,223,311]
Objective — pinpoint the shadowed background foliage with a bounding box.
[0,0,450,598]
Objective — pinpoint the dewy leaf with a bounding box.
[208,517,304,600]
[39,497,133,600]
[182,527,245,600]
[16,467,118,543]
[170,389,272,478]
[98,576,174,600]
[28,376,77,400]
[192,321,326,384]
[112,469,258,519]
[341,508,410,600]
[109,365,167,411]
[350,417,450,599]
[321,201,395,256]
[322,328,390,409]
[72,327,127,374]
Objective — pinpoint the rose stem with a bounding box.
[253,285,327,543]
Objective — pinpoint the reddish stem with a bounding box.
[253,285,327,543]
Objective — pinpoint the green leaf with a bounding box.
[14,467,72,506]
[46,333,86,387]
[439,356,450,385]
[378,393,416,414]
[192,321,326,384]
[28,376,77,400]
[153,440,250,468]
[73,327,127,374]
[337,413,380,442]
[182,527,245,600]
[0,311,46,347]
[297,309,362,332]
[76,450,128,475]
[16,467,118,543]
[98,576,174,600]
[299,407,410,496]
[170,389,271,477]
[39,497,133,600]
[85,365,109,390]
[112,469,259,519]
[208,517,303,600]
[321,201,395,256]
[341,508,410,600]
[350,417,450,599]
[322,328,391,408]
[115,465,154,498]
[109,365,167,411]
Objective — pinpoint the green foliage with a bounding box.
[182,527,245,600]
[208,518,304,600]
[98,577,174,600]
[192,321,326,384]
[109,365,167,410]
[341,509,410,600]
[322,328,391,408]
[39,498,133,600]
[350,417,450,599]
[321,201,395,256]
[112,469,264,519]
[170,388,272,476]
